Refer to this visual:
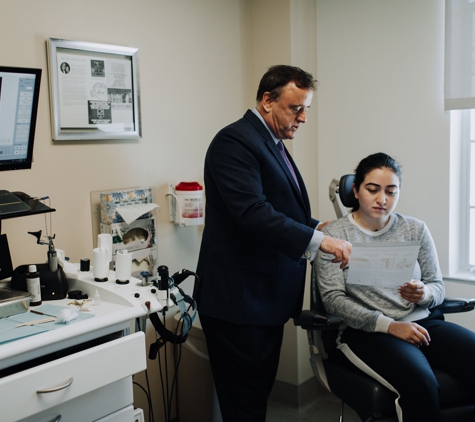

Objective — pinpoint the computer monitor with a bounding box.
[0,66,41,171]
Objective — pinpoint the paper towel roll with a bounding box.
[98,233,112,262]
[115,249,132,283]
[93,248,109,280]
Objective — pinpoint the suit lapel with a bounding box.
[276,141,311,210]
[243,110,311,212]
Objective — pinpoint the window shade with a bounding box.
[445,0,475,110]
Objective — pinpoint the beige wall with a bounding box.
[0,0,253,419]
[0,0,318,415]
[1,0,251,278]
[248,0,319,385]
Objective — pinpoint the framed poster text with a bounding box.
[47,38,141,141]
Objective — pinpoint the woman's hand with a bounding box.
[399,280,424,303]
[388,321,430,346]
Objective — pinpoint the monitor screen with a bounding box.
[0,66,41,171]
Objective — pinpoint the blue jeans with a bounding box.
[337,310,475,421]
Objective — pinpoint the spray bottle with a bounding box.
[26,265,42,306]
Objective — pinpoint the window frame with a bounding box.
[453,110,473,274]
[469,111,475,270]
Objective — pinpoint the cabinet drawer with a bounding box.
[0,331,146,422]
[96,404,135,422]
[20,378,133,422]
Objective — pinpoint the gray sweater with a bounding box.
[316,213,445,333]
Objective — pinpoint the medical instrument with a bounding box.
[0,288,32,318]
[30,309,56,318]
[29,230,58,271]
[144,265,198,422]
[16,317,56,327]
[68,299,91,309]
[139,271,152,287]
[10,230,69,300]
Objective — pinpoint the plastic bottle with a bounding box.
[26,265,42,306]
[94,289,101,306]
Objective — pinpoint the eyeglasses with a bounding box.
[290,105,310,115]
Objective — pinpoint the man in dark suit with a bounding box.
[194,65,352,422]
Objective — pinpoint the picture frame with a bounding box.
[46,38,141,141]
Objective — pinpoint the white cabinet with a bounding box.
[0,331,146,422]
[96,405,135,422]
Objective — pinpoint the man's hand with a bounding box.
[320,235,352,269]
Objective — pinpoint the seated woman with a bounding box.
[316,152,475,422]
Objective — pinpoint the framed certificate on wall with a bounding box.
[47,38,141,141]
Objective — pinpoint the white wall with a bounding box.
[316,0,475,330]
[316,0,449,241]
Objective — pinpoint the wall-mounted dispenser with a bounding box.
[167,182,204,227]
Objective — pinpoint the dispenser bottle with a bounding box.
[94,289,101,306]
[26,265,42,306]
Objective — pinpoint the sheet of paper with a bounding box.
[346,241,421,287]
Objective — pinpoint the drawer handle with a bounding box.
[37,377,73,394]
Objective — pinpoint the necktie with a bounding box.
[277,140,301,193]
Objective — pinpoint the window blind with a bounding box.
[445,0,475,110]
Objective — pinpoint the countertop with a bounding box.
[0,268,169,370]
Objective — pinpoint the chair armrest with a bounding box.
[433,297,475,314]
[293,310,343,330]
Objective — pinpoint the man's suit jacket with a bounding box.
[194,110,319,326]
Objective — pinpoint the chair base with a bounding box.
[325,358,475,421]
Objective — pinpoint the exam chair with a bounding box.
[294,174,475,422]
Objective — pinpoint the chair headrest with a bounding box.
[339,174,358,209]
